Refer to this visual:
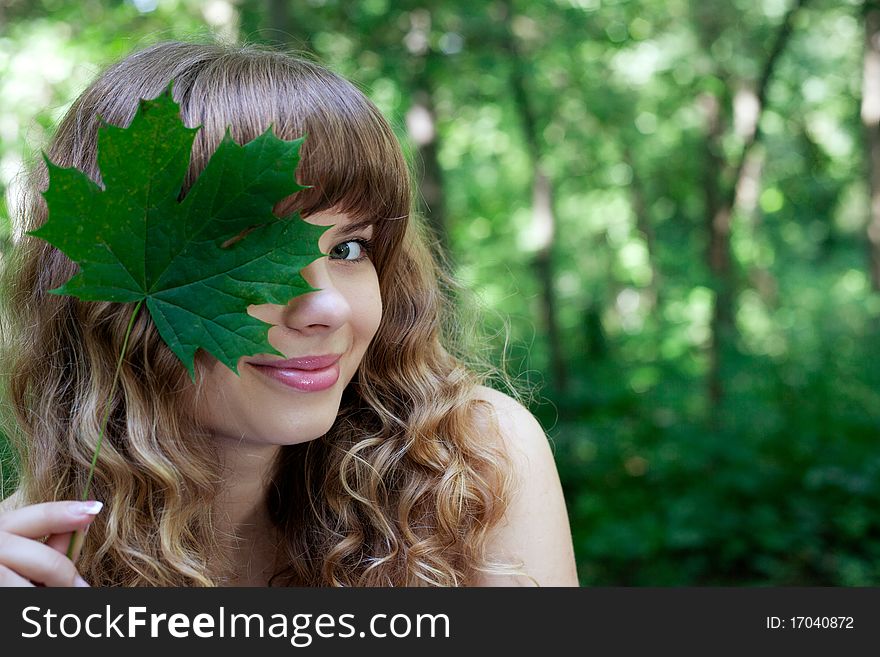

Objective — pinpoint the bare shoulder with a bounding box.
[470,386,549,464]
[470,385,558,472]
[0,489,23,514]
[470,385,579,587]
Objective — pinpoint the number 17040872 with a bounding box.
[766,616,854,630]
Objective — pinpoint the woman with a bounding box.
[0,41,576,587]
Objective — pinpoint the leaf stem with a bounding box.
[67,299,144,562]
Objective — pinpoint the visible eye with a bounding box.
[328,239,372,262]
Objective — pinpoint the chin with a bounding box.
[270,418,338,446]
[196,363,354,447]
[248,395,345,447]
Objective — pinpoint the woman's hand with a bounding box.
[0,500,102,587]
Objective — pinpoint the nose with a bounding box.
[276,258,351,335]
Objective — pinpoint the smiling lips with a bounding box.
[247,354,342,392]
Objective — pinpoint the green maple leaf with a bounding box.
[29,86,326,380]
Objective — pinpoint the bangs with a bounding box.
[172,46,411,276]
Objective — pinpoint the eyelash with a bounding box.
[329,238,373,264]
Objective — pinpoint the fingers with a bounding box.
[0,501,103,539]
[46,530,89,561]
[0,532,88,587]
[0,563,34,587]
[0,501,100,587]
[47,526,90,564]
[45,532,73,555]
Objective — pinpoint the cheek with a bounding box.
[366,287,383,340]
[348,273,383,350]
[192,357,252,433]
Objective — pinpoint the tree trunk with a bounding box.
[624,146,660,308]
[700,92,731,415]
[407,62,449,256]
[701,0,806,420]
[264,0,313,51]
[268,0,289,40]
[499,0,567,394]
[737,150,779,303]
[863,1,880,291]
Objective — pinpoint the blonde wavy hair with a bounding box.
[0,42,519,586]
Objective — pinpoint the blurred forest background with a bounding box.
[0,0,878,586]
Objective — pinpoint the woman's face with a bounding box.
[196,210,382,446]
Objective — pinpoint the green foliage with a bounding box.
[553,316,880,585]
[30,88,324,379]
[1,0,878,585]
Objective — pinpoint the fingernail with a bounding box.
[73,501,103,516]
[74,575,90,588]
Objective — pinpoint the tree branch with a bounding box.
[725,0,808,210]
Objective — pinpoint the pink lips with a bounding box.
[248,354,342,392]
